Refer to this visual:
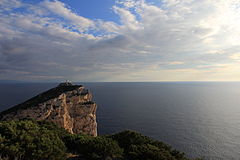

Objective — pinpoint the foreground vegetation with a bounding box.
[0,120,200,160]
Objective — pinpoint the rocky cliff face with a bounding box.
[0,83,97,136]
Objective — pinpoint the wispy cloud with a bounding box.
[0,0,240,81]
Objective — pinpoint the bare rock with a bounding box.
[0,83,97,136]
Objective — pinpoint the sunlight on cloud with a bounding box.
[230,53,240,62]
[169,61,185,65]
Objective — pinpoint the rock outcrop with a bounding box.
[0,82,97,136]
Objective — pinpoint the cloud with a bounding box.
[169,61,185,65]
[113,6,141,30]
[40,0,95,32]
[230,53,240,62]
[0,0,240,81]
[0,0,22,11]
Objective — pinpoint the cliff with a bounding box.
[0,82,97,136]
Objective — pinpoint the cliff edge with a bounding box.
[0,82,97,136]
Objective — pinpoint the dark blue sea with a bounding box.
[1,82,240,160]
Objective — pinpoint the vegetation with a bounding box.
[0,120,67,160]
[0,120,200,160]
[64,134,123,160]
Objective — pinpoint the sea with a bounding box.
[0,82,240,160]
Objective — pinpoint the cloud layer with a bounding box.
[1,0,240,82]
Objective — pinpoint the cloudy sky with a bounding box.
[1,0,240,82]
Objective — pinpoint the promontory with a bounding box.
[0,82,97,136]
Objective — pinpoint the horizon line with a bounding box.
[1,80,240,83]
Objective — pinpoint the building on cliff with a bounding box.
[0,83,97,136]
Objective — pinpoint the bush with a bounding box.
[128,144,172,160]
[0,120,200,160]
[0,120,67,160]
[110,130,191,160]
[64,134,123,160]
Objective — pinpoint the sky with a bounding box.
[0,0,240,82]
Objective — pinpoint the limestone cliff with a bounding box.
[0,83,97,136]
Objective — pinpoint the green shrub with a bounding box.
[0,120,200,160]
[109,130,192,160]
[128,144,173,160]
[64,134,123,160]
[0,120,67,160]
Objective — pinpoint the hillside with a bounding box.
[0,120,201,160]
